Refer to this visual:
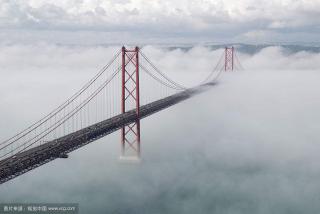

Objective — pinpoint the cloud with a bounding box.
[0,44,320,213]
[240,46,320,70]
[0,0,319,43]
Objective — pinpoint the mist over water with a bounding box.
[0,44,320,214]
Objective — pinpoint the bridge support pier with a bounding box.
[120,46,141,161]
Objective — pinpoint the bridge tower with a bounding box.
[224,47,234,71]
[120,46,141,161]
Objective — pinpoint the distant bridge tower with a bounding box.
[120,46,141,161]
[224,47,234,71]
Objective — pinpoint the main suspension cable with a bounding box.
[0,50,121,147]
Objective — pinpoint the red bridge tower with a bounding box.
[224,47,234,71]
[120,46,141,161]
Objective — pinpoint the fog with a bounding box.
[0,44,320,214]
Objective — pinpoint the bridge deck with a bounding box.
[0,84,213,184]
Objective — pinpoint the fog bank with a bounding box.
[0,44,319,214]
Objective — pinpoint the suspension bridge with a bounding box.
[0,46,243,184]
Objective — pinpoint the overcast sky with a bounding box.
[0,0,320,44]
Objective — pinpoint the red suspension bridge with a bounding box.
[0,46,243,184]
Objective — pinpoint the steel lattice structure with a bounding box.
[224,47,234,71]
[121,47,141,160]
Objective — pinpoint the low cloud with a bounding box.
[0,44,319,213]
